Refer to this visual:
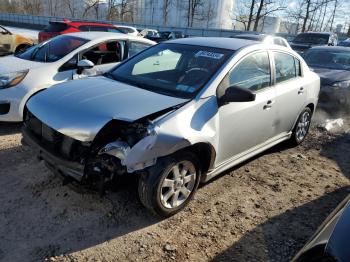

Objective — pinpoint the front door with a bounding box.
[216,51,277,165]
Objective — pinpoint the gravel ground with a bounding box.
[0,113,349,262]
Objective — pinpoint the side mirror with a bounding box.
[77,59,94,74]
[219,86,256,106]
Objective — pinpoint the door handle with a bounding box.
[298,87,304,94]
[263,100,274,110]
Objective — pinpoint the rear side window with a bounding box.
[128,42,151,57]
[44,22,68,32]
[274,52,301,83]
[219,51,271,92]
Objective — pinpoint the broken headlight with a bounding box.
[0,70,28,89]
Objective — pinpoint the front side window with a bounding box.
[274,52,300,83]
[81,41,125,65]
[17,35,88,62]
[219,51,271,92]
[108,43,233,98]
[128,42,152,57]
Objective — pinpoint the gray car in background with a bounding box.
[23,37,320,217]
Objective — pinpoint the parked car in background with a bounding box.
[290,32,338,54]
[275,33,296,43]
[0,32,154,122]
[38,19,124,43]
[146,31,185,43]
[139,28,159,38]
[303,46,350,113]
[0,25,34,56]
[24,37,319,217]
[231,33,291,49]
[339,38,350,47]
[114,25,138,36]
[293,194,350,262]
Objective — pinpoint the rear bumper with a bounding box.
[22,127,85,181]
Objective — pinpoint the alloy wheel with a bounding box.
[160,160,197,209]
[296,111,311,142]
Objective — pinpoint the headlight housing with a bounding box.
[332,80,350,89]
[0,70,28,89]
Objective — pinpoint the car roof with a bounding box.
[51,20,114,27]
[298,32,334,36]
[62,31,154,44]
[308,46,350,51]
[168,37,257,50]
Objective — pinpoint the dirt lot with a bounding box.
[0,113,349,262]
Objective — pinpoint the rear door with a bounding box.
[272,51,306,135]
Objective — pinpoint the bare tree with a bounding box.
[63,0,78,18]
[253,0,287,31]
[247,0,256,31]
[204,1,215,28]
[163,0,172,26]
[185,0,204,27]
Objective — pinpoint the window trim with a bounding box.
[270,50,303,86]
[217,50,273,98]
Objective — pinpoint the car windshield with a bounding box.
[16,35,89,62]
[107,43,234,98]
[293,33,329,44]
[303,49,350,70]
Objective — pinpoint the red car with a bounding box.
[38,19,123,43]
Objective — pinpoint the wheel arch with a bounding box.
[177,142,216,174]
[14,43,32,53]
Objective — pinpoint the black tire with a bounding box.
[290,107,312,146]
[138,151,201,218]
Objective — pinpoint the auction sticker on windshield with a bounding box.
[195,51,224,60]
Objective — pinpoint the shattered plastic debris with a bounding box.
[321,119,344,132]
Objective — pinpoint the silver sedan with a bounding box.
[24,37,320,217]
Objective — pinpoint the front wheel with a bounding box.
[138,152,201,217]
[290,107,312,146]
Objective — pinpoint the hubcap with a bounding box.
[296,111,310,142]
[160,160,196,209]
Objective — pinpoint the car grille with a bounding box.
[25,111,79,160]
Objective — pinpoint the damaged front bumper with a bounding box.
[22,127,85,181]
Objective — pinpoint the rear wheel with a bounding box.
[138,152,201,217]
[290,107,312,145]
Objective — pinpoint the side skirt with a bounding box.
[203,132,292,183]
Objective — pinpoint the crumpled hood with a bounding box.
[27,76,188,142]
[0,55,43,74]
[311,67,350,86]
